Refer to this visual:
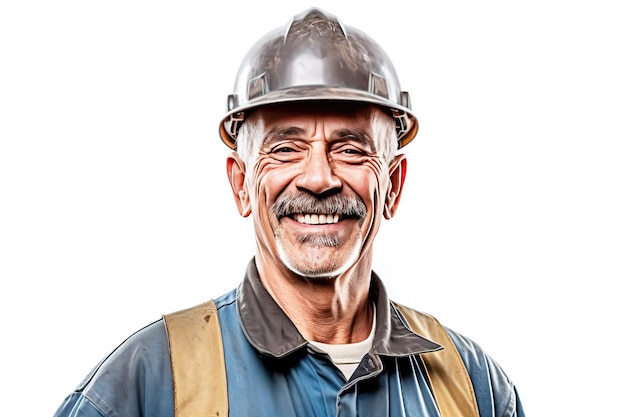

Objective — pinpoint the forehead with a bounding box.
[251,102,388,134]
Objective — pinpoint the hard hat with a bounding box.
[219,7,418,149]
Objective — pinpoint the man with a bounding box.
[54,7,525,417]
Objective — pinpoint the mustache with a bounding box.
[272,193,366,218]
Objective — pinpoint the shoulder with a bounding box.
[214,288,237,310]
[90,319,172,385]
[392,302,524,417]
[55,320,174,417]
[442,326,525,417]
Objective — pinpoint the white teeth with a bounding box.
[295,214,340,225]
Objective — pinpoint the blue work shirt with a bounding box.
[54,260,525,417]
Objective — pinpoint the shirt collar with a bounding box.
[237,258,442,358]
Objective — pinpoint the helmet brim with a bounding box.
[218,86,419,150]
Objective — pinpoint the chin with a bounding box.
[276,238,361,279]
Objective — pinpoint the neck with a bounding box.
[255,252,374,344]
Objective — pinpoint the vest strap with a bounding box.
[163,300,228,417]
[394,303,480,417]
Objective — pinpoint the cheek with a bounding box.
[251,157,299,207]
[336,160,388,202]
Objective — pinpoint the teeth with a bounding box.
[295,214,340,225]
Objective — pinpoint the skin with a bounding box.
[226,103,407,344]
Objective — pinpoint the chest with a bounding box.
[223,339,441,417]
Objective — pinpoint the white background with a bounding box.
[1,1,624,416]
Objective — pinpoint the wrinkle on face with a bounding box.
[240,103,397,279]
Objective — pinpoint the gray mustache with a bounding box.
[273,194,366,218]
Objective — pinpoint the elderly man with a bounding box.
[54,8,525,417]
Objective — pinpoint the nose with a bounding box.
[295,146,342,196]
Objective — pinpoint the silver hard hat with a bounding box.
[219,7,418,149]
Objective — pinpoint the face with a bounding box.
[228,103,406,279]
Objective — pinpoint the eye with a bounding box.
[332,143,367,157]
[272,146,297,153]
[265,141,306,162]
[340,147,364,155]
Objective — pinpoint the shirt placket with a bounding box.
[335,352,384,417]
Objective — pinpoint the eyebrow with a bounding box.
[262,126,307,148]
[261,126,375,150]
[332,129,375,149]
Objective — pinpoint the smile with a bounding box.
[294,213,340,225]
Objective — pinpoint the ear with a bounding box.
[226,153,251,217]
[384,154,407,219]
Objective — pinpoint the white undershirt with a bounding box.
[307,306,376,380]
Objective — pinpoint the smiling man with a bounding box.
[227,102,400,346]
[53,8,525,417]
